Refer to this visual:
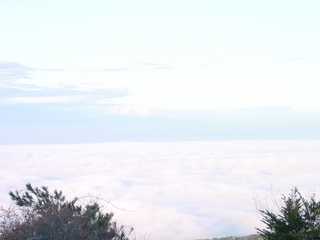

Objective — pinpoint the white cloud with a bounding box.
[0,62,33,82]
[2,60,320,115]
[1,141,320,239]
[5,95,88,104]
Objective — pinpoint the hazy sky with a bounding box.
[1,2,320,239]
[1,1,320,143]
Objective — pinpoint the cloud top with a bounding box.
[1,140,320,239]
[0,62,34,82]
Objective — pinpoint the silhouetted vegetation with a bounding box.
[0,183,133,240]
[3,185,320,240]
[256,187,320,240]
[207,234,262,240]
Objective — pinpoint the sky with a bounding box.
[1,141,320,239]
[1,2,320,239]
[1,1,320,143]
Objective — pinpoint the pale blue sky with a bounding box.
[1,1,320,144]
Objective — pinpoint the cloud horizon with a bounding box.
[1,140,320,239]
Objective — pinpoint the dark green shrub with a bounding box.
[0,183,133,240]
[256,187,320,240]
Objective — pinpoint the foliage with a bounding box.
[209,234,263,240]
[0,183,133,240]
[256,187,320,240]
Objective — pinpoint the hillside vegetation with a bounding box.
[0,184,132,240]
[200,234,262,240]
[2,185,320,240]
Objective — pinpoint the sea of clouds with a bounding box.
[1,140,320,239]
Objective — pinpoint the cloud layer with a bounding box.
[1,140,320,239]
[1,60,320,143]
[0,62,34,85]
[1,2,320,144]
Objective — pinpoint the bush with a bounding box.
[0,183,133,240]
[256,187,320,240]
